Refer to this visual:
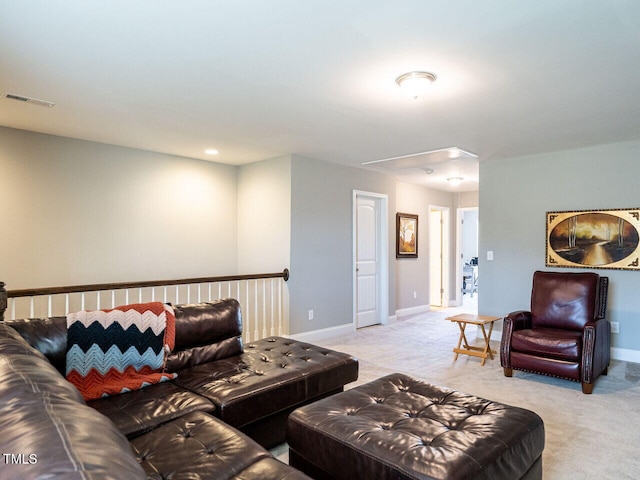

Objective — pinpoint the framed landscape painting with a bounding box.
[396,213,418,258]
[546,208,640,270]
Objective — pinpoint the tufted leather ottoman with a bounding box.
[287,373,544,480]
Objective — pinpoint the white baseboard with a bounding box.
[485,329,639,363]
[288,321,640,364]
[489,328,503,342]
[611,347,640,363]
[286,323,354,343]
[395,304,431,319]
[470,326,503,342]
[387,315,397,324]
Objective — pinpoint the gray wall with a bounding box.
[480,140,640,354]
[288,155,396,334]
[2,126,475,338]
[0,127,238,289]
[237,155,291,273]
[459,191,479,209]
[395,181,457,310]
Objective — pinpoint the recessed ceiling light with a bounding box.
[447,177,464,186]
[395,71,437,99]
[204,149,219,155]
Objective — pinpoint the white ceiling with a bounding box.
[2,1,640,192]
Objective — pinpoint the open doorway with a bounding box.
[456,207,479,311]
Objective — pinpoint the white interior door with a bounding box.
[356,196,380,328]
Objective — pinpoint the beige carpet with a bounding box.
[275,301,640,479]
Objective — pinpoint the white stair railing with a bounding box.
[0,269,289,344]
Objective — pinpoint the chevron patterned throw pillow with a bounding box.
[65,301,177,401]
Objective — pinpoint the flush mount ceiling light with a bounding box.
[446,177,464,186]
[395,71,437,99]
[204,149,219,155]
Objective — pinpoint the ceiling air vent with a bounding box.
[2,92,55,108]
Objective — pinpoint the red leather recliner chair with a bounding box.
[500,270,610,394]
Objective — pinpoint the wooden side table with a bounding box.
[445,313,502,365]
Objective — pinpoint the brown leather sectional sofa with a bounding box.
[0,299,358,479]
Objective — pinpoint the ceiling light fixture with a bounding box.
[447,177,464,186]
[395,71,437,99]
[204,149,219,155]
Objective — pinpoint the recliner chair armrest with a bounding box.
[582,318,611,384]
[504,310,532,330]
[500,311,531,369]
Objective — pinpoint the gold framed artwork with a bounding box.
[546,208,640,270]
[396,213,418,258]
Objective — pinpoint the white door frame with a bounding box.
[353,190,389,328]
[429,205,450,307]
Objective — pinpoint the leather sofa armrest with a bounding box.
[500,311,531,369]
[582,318,611,384]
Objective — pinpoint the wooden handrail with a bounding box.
[0,269,289,321]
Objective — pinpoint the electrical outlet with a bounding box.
[308,309,314,321]
[611,322,619,334]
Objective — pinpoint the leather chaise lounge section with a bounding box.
[0,298,358,479]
